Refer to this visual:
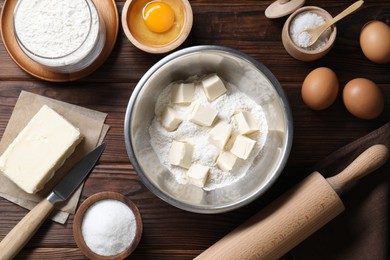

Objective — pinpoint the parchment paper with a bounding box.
[0,91,109,224]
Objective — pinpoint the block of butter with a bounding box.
[171,82,195,104]
[208,121,232,150]
[168,140,193,169]
[161,107,183,131]
[230,135,256,160]
[233,110,259,135]
[201,74,227,102]
[190,103,218,127]
[0,105,83,194]
[216,151,237,172]
[187,163,210,188]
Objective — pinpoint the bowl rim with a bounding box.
[124,45,293,213]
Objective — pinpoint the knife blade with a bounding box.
[0,143,105,260]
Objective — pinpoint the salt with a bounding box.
[81,199,136,256]
[289,12,331,49]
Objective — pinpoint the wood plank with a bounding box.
[0,0,389,259]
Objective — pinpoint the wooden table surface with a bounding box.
[0,0,389,259]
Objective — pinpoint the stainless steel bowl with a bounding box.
[124,46,293,213]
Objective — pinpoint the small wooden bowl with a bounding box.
[73,192,143,260]
[121,0,193,54]
[282,6,337,61]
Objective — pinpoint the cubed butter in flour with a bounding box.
[216,151,237,172]
[187,163,210,188]
[233,111,259,135]
[161,107,183,131]
[190,103,218,127]
[201,74,227,102]
[168,140,193,169]
[208,121,232,150]
[171,83,195,104]
[0,105,83,194]
[230,135,256,160]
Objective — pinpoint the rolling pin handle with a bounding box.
[326,144,389,194]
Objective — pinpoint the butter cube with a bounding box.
[171,83,195,104]
[208,121,232,150]
[230,135,256,160]
[216,151,237,172]
[201,74,227,101]
[190,103,218,127]
[187,163,210,188]
[0,105,83,194]
[168,140,193,169]
[161,107,183,131]
[233,111,259,135]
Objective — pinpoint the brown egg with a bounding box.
[360,21,390,64]
[343,78,384,119]
[301,67,339,110]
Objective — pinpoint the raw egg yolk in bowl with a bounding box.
[128,0,187,47]
[143,2,175,33]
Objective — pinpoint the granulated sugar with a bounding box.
[149,76,268,190]
[81,199,136,256]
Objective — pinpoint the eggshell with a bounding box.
[301,67,339,110]
[360,21,390,64]
[343,78,384,119]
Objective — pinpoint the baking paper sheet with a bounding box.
[0,91,109,224]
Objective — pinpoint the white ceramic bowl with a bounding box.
[124,46,293,213]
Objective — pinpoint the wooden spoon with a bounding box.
[302,0,364,47]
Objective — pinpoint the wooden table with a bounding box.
[0,0,389,259]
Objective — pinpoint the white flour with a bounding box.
[149,76,268,190]
[14,0,101,70]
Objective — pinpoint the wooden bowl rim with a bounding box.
[73,191,143,260]
[121,0,193,54]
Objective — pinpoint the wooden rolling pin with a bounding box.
[196,144,389,260]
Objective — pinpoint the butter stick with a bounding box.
[0,105,83,194]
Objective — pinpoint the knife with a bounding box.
[0,143,106,260]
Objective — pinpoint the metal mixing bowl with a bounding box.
[124,46,293,213]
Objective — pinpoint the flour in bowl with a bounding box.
[149,75,268,190]
[14,0,104,72]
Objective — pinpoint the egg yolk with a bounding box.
[143,1,175,33]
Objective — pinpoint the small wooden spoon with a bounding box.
[302,0,364,47]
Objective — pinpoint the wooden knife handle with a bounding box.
[0,199,54,260]
[326,144,389,194]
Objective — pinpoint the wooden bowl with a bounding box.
[282,6,337,61]
[73,192,143,260]
[121,0,193,54]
